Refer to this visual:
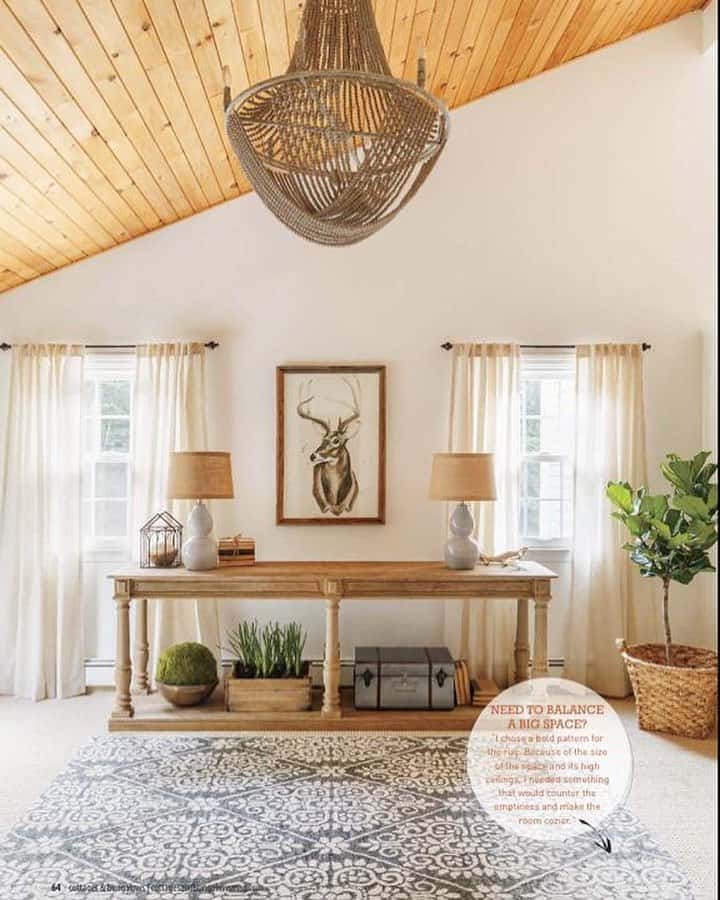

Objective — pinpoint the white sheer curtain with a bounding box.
[565,344,650,697]
[0,345,84,700]
[443,343,521,687]
[130,343,220,678]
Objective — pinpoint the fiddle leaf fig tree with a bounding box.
[607,452,718,665]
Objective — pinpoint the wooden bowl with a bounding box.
[156,680,218,707]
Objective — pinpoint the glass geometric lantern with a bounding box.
[140,511,183,568]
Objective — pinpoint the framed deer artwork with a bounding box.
[276,365,386,525]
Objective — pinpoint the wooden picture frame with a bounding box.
[277,365,386,525]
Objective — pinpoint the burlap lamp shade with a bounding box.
[429,453,496,502]
[168,452,234,500]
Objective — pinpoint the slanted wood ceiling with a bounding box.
[0,0,704,294]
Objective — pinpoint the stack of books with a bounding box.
[454,659,472,705]
[218,535,256,567]
[471,678,500,708]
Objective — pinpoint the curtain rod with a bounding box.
[0,341,219,352]
[440,341,652,351]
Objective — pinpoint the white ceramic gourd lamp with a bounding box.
[168,451,234,571]
[429,452,497,570]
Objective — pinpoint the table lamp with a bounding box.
[429,452,496,569]
[168,451,234,571]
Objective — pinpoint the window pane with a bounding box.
[95,462,127,498]
[101,418,130,452]
[524,418,540,452]
[524,382,540,415]
[101,381,130,415]
[96,500,127,537]
[523,499,540,537]
[538,500,562,540]
[524,461,541,498]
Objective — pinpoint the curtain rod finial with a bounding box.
[441,341,453,351]
[1,342,11,351]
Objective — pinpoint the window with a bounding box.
[519,349,575,548]
[82,352,134,556]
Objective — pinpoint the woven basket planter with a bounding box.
[617,639,717,739]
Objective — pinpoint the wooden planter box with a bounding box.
[225,673,312,712]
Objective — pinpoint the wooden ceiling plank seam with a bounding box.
[498,0,556,86]
[231,0,271,87]
[612,0,646,41]
[0,125,118,250]
[0,248,39,281]
[6,0,175,227]
[0,3,160,231]
[205,0,250,97]
[515,0,573,79]
[529,0,586,76]
[592,0,646,50]
[485,0,541,94]
[0,268,24,291]
[257,0,290,75]
[422,0,457,99]
[388,0,418,76]
[0,181,87,261]
[574,0,627,56]
[1,85,137,243]
[0,203,73,267]
[546,0,598,65]
[0,223,56,273]
[651,0,699,29]
[431,0,476,99]
[282,0,303,57]
[42,0,195,220]
[143,0,238,199]
[454,0,508,106]
[0,156,104,256]
[472,0,528,98]
[172,0,247,195]
[111,0,225,207]
[401,0,435,84]
[633,0,678,31]
[439,0,489,107]
[375,0,400,54]
[74,0,208,214]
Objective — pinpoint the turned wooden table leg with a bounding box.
[514,597,530,682]
[111,579,134,719]
[133,597,150,694]
[533,581,551,678]
[322,580,342,718]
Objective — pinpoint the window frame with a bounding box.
[82,351,135,562]
[518,348,576,552]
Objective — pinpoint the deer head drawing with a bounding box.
[297,378,361,516]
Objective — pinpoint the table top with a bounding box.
[110,560,557,581]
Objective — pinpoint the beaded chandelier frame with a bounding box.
[224,0,449,246]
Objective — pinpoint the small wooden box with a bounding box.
[224,674,312,712]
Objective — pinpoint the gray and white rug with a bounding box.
[0,734,693,899]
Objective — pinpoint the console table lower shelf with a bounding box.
[108,685,490,732]
[108,561,556,732]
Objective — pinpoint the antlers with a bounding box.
[297,377,361,434]
[297,383,330,433]
[337,377,361,432]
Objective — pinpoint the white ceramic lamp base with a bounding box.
[182,500,218,571]
[444,501,480,570]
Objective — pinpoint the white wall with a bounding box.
[0,14,716,669]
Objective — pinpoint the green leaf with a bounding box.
[707,484,718,514]
[650,518,672,541]
[640,494,668,518]
[673,495,710,521]
[607,482,634,513]
[692,451,712,477]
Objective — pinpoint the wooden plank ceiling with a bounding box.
[0,0,703,294]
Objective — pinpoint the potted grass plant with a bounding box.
[608,452,718,738]
[223,620,312,712]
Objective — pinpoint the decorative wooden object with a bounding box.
[108,561,556,731]
[225,674,312,713]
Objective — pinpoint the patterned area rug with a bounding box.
[0,734,693,899]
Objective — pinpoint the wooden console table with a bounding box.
[109,561,556,731]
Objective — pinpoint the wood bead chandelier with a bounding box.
[223,0,449,246]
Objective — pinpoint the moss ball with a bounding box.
[156,642,217,686]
